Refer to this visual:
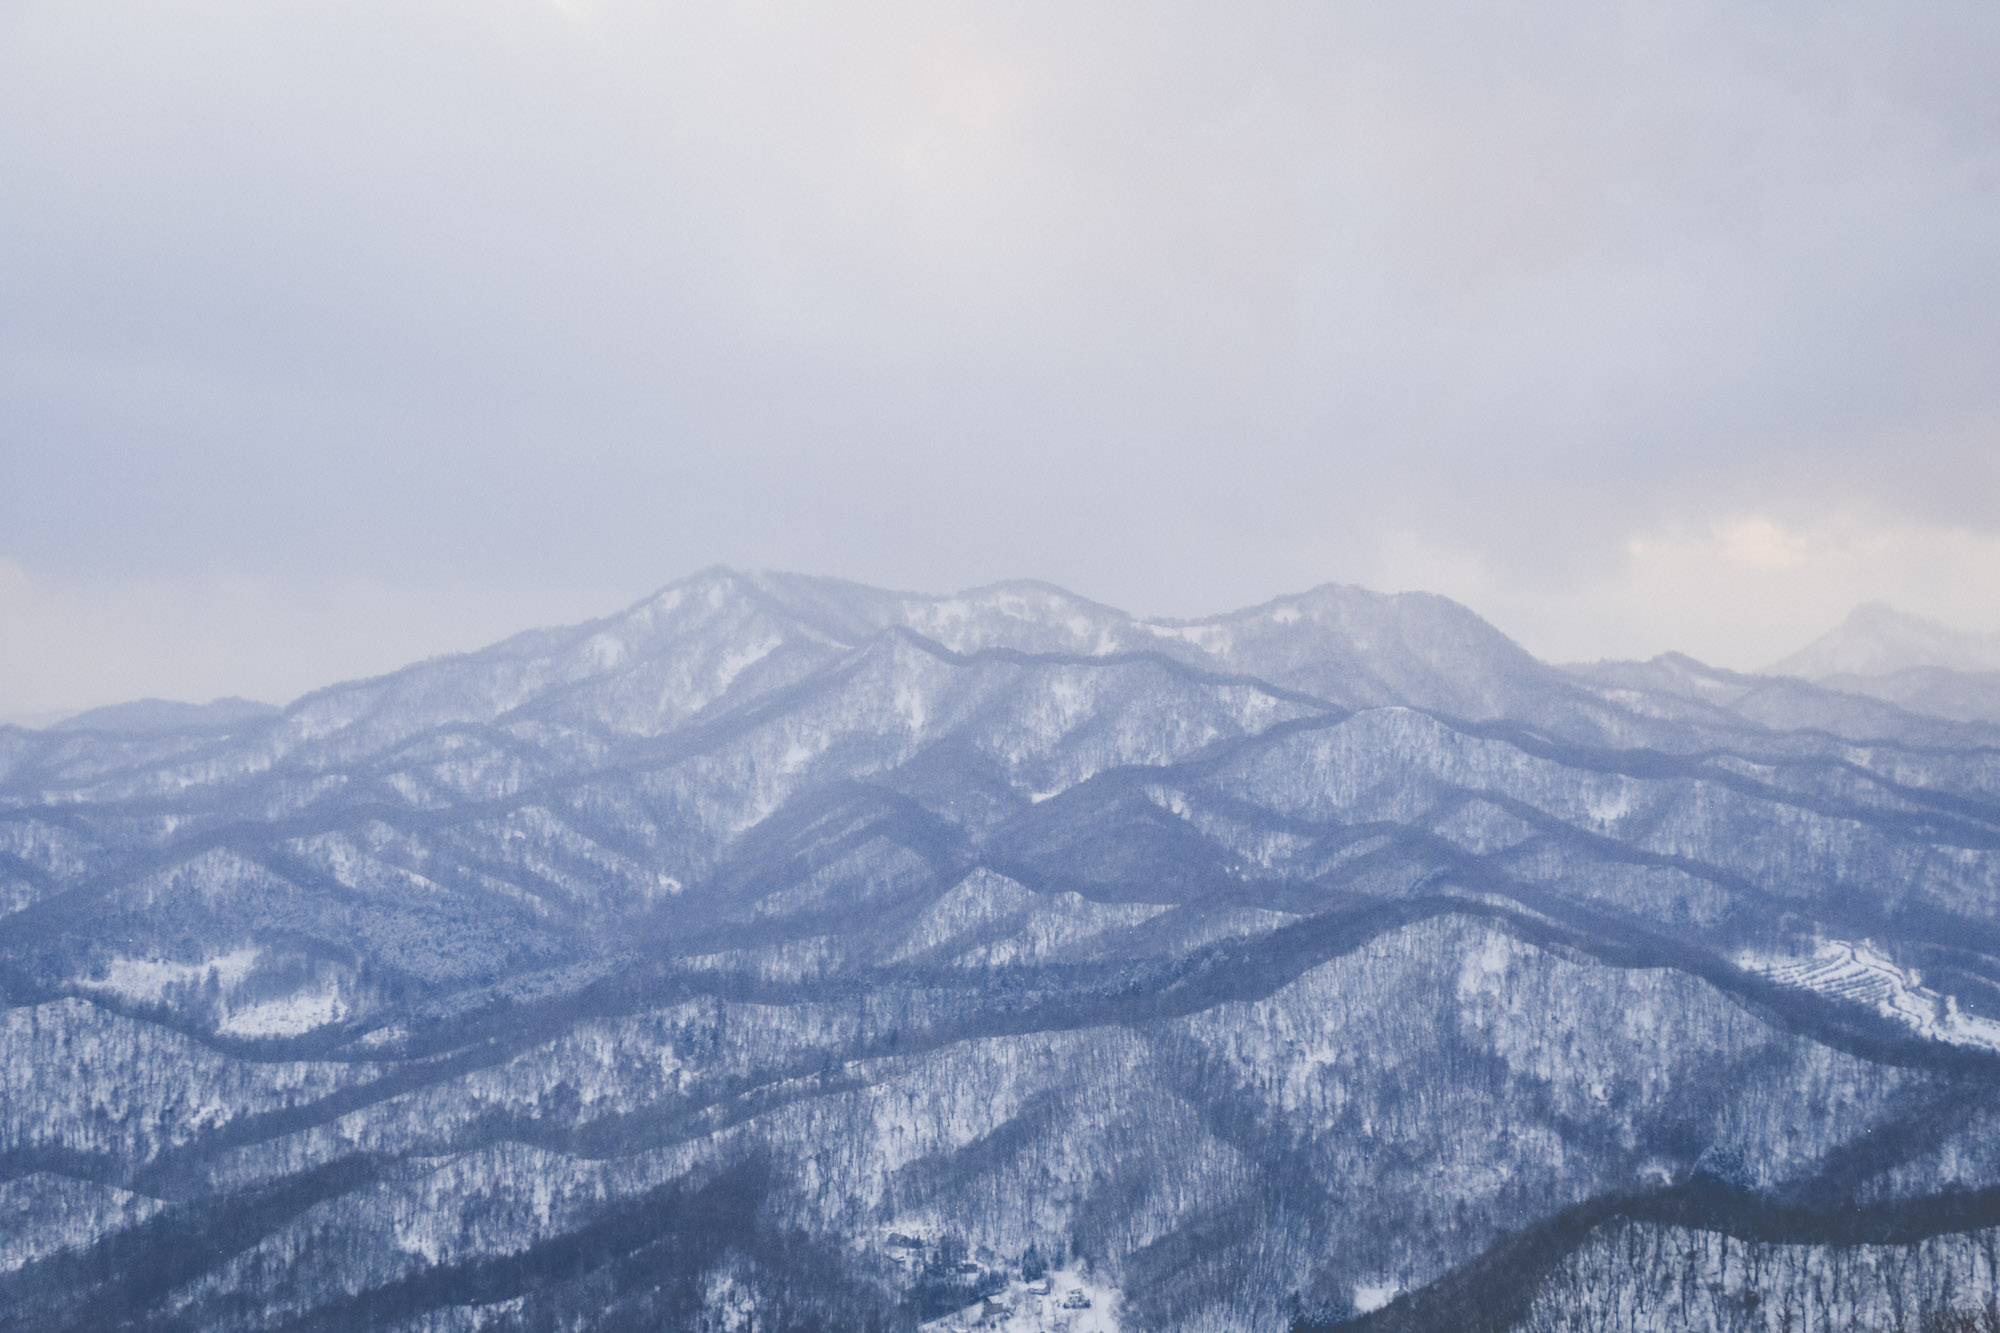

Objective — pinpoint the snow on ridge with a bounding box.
[900,588,1117,655]
[1736,938,2000,1052]
[583,632,627,670]
[79,947,353,1038]
[1139,620,1234,655]
[888,869,1037,962]
[956,892,1173,969]
[714,636,781,690]
[901,596,972,636]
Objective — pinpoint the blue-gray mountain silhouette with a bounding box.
[3,570,1998,1331]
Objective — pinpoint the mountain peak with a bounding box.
[1766,603,2000,679]
[623,565,764,618]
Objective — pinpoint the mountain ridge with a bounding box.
[25,569,2000,751]
[4,569,2000,1330]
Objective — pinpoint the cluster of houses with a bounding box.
[890,1229,1110,1333]
[953,1280,1095,1331]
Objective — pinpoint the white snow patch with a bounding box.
[704,1267,759,1333]
[1140,620,1234,654]
[85,947,261,1005]
[219,984,349,1038]
[1353,1281,1400,1313]
[393,1214,446,1265]
[896,682,930,735]
[1584,783,1634,826]
[904,597,993,653]
[714,637,780,690]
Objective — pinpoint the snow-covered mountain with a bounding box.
[1563,648,2000,741]
[3,569,1999,1331]
[1759,602,2000,727]
[1769,601,2000,679]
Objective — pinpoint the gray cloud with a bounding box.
[3,0,1999,713]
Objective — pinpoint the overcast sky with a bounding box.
[5,1,1999,720]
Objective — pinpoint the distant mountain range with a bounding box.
[1755,602,2000,727]
[31,590,2000,737]
[1769,601,2000,679]
[47,696,282,735]
[3,570,1999,1331]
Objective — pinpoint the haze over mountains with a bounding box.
[32,584,2000,739]
[1769,603,2000,680]
[1755,603,2000,729]
[5,570,2000,1331]
[48,698,283,736]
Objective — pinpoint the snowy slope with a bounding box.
[2,570,2000,1331]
